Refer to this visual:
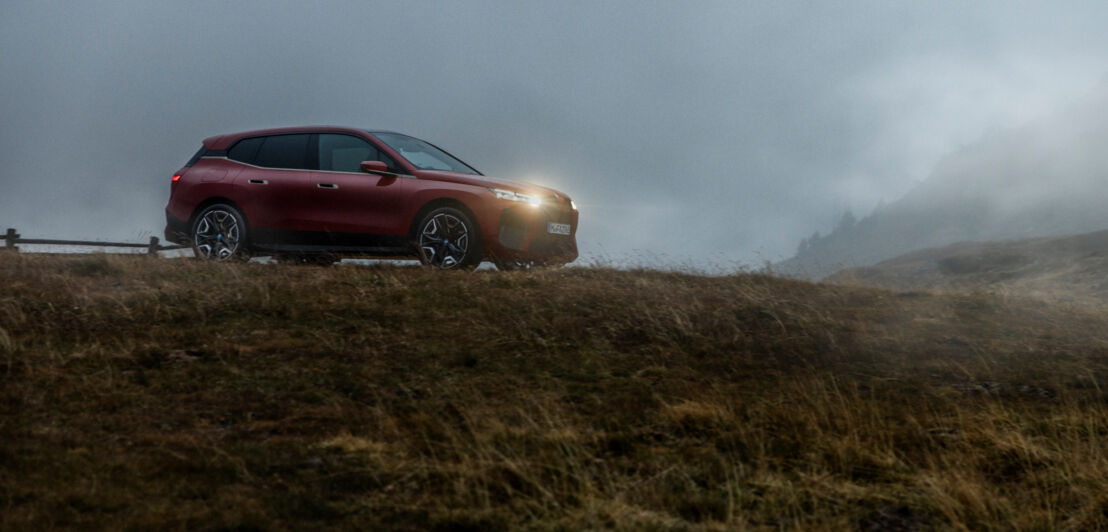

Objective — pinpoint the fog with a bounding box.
[4,1,1108,268]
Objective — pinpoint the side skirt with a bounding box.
[250,228,415,257]
[254,243,415,258]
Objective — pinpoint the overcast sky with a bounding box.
[3,1,1108,267]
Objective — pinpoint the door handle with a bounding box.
[317,183,338,189]
[248,179,268,185]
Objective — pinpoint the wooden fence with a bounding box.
[1,228,187,255]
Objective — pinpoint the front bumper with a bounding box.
[487,199,578,264]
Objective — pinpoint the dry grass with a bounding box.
[3,253,1108,530]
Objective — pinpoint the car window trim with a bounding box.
[202,156,416,178]
[227,131,407,173]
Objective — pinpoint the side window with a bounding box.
[318,134,402,172]
[318,134,379,172]
[254,134,311,169]
[228,137,264,164]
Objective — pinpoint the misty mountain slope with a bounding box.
[827,228,1108,304]
[779,82,1108,279]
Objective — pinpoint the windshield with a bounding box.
[371,132,479,174]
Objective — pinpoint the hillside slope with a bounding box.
[828,228,1108,304]
[4,254,1108,529]
[779,82,1108,279]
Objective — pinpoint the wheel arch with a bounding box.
[408,197,482,241]
[190,197,249,227]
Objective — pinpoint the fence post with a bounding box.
[148,236,159,255]
[4,228,18,252]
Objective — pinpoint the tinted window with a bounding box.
[228,137,264,164]
[318,134,380,172]
[254,134,311,169]
[372,132,478,174]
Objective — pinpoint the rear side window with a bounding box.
[318,134,381,172]
[228,137,264,164]
[256,134,311,169]
[240,134,312,169]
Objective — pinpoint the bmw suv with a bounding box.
[164,126,578,270]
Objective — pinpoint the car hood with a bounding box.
[415,170,570,199]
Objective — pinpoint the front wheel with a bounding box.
[416,207,481,269]
[191,204,249,261]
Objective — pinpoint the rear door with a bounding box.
[229,134,317,236]
[309,133,417,243]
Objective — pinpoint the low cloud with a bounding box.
[3,1,1108,266]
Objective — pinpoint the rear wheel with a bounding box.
[416,207,481,269]
[191,204,248,261]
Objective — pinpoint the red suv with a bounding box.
[164,126,578,269]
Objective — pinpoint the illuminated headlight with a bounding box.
[490,187,542,207]
[570,199,577,210]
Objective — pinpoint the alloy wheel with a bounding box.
[418,213,470,269]
[193,209,241,261]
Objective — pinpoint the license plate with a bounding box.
[547,222,571,235]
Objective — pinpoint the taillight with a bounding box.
[171,174,181,182]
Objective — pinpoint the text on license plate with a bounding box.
[547,222,571,235]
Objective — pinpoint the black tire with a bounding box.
[415,206,481,269]
[190,203,249,262]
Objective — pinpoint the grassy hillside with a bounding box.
[4,254,1108,530]
[829,229,1108,305]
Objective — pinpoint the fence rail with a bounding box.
[2,228,187,255]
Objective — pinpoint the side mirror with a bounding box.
[360,160,390,174]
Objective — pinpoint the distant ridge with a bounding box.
[827,228,1108,304]
[778,81,1108,279]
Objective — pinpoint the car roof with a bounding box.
[202,126,400,150]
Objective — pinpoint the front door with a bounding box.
[309,133,416,247]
